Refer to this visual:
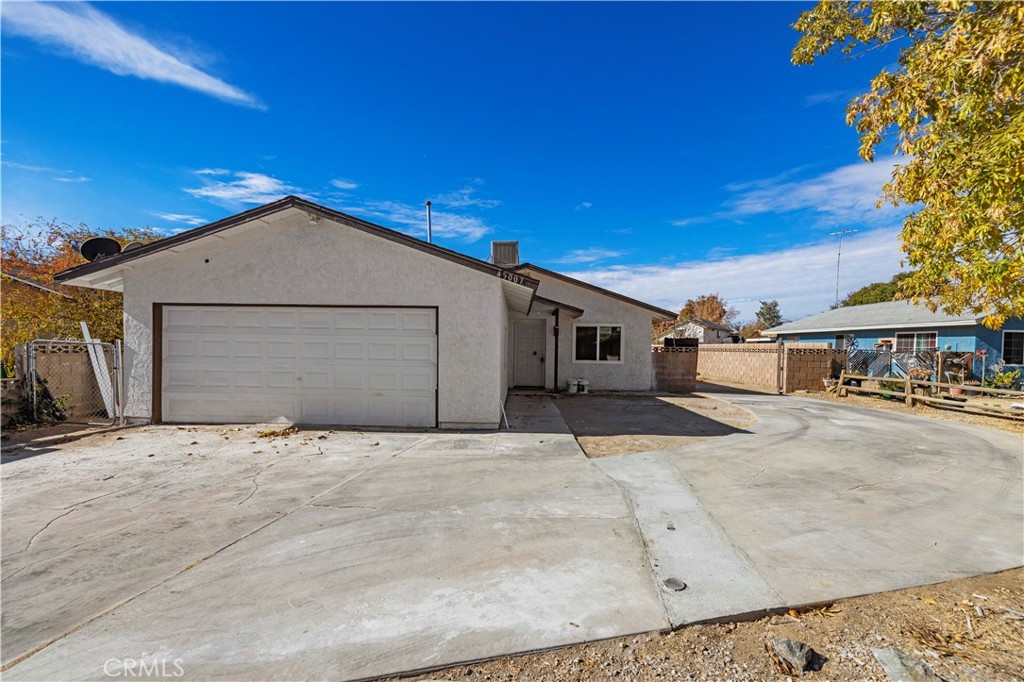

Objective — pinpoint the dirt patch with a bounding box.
[554,394,755,458]
[802,390,1023,437]
[393,568,1024,682]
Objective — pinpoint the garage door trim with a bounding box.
[152,302,440,426]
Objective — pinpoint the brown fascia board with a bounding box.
[533,295,584,316]
[513,263,676,320]
[53,196,541,295]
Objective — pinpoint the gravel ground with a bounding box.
[391,569,1024,682]
[801,390,1023,437]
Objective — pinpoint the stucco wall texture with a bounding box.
[122,209,508,428]
[519,269,658,391]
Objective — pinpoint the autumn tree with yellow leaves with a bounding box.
[1,219,159,372]
[793,1,1023,327]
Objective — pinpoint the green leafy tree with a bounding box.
[755,300,782,328]
[792,1,1024,327]
[838,272,913,307]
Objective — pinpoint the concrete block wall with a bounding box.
[697,345,779,391]
[783,348,847,393]
[1,378,24,427]
[652,347,697,393]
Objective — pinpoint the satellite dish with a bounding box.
[78,237,122,262]
[122,241,144,252]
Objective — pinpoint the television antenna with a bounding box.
[829,229,858,307]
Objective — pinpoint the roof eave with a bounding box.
[512,263,675,320]
[763,318,983,336]
[53,197,541,298]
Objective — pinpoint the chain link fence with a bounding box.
[28,339,123,425]
[847,349,937,380]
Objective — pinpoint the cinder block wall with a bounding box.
[697,345,779,391]
[652,347,697,393]
[783,348,847,392]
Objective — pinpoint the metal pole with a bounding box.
[425,201,432,244]
[829,229,858,307]
[115,339,125,425]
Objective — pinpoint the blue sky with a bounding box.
[1,1,911,320]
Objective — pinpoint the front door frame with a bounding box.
[512,318,547,388]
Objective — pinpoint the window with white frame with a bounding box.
[895,331,937,352]
[1004,331,1024,365]
[574,324,622,362]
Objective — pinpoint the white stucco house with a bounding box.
[55,196,674,429]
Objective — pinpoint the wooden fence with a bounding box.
[834,371,1024,421]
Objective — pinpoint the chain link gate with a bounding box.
[28,339,124,425]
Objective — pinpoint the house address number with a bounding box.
[496,270,527,285]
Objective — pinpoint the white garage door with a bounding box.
[160,305,437,426]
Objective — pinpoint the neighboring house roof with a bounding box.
[511,263,676,320]
[1,270,75,300]
[763,300,984,336]
[681,317,734,333]
[53,196,541,297]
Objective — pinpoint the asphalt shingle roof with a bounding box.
[763,300,983,335]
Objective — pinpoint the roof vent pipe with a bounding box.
[425,201,432,244]
[491,241,519,267]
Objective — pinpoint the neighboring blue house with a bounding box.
[762,300,1024,372]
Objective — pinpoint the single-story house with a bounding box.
[655,318,737,345]
[54,196,674,429]
[762,300,1024,369]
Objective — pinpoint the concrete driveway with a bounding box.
[595,389,1024,627]
[1,398,666,681]
[2,392,1021,681]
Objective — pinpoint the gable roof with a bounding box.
[511,263,676,320]
[53,196,540,296]
[763,300,984,336]
[681,317,733,333]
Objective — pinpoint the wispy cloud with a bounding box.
[727,160,905,224]
[555,247,626,264]
[330,178,359,191]
[184,170,298,205]
[2,2,263,109]
[803,90,855,107]
[676,160,908,230]
[433,186,501,209]
[575,201,593,211]
[53,175,91,183]
[2,160,62,173]
[342,200,492,242]
[564,227,904,321]
[150,212,207,226]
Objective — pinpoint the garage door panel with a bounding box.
[162,306,437,426]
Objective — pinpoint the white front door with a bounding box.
[513,319,547,387]
[160,305,437,426]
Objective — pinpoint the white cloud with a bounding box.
[53,175,90,183]
[555,247,625,264]
[342,199,492,242]
[330,178,359,191]
[727,160,906,225]
[804,90,853,107]
[2,2,263,109]
[434,186,501,209]
[150,212,207,226]
[575,201,593,211]
[563,227,905,321]
[184,170,298,205]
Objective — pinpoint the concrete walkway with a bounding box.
[2,399,666,681]
[595,390,1024,627]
